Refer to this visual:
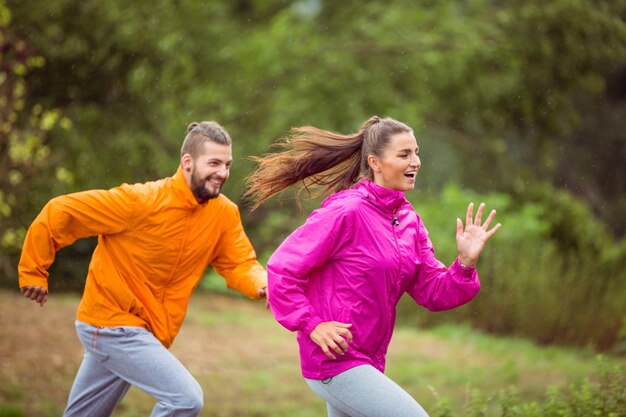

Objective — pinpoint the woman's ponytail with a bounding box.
[244,116,411,210]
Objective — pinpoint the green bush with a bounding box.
[0,404,24,417]
[430,357,625,417]
[399,182,626,351]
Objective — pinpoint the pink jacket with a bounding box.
[267,180,480,379]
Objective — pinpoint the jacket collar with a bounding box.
[355,179,408,214]
[172,165,203,209]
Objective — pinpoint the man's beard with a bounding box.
[190,169,224,204]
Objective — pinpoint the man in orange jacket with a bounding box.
[18,121,268,417]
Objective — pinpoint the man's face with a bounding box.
[187,142,233,203]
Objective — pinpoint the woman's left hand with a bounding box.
[456,202,501,267]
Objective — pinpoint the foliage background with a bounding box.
[1,0,625,352]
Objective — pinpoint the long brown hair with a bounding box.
[244,116,413,210]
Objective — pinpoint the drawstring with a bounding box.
[91,327,101,350]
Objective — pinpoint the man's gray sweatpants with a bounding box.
[64,320,203,417]
[305,365,430,417]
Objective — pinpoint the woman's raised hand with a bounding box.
[456,202,501,267]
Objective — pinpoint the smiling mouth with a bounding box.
[404,172,417,178]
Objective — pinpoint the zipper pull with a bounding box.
[391,217,399,226]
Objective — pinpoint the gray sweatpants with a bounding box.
[64,320,203,417]
[305,365,430,417]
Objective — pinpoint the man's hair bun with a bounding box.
[187,122,199,133]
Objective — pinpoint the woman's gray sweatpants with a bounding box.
[63,320,203,417]
[305,365,430,417]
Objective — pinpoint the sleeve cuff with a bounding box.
[453,258,476,279]
[18,275,49,290]
[302,316,324,336]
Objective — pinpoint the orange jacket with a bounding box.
[18,166,267,347]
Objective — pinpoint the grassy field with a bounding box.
[0,289,623,417]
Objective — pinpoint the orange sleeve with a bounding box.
[18,186,136,289]
[211,206,267,300]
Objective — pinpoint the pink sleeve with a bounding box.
[266,203,348,335]
[407,216,481,311]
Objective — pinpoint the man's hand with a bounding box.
[310,321,353,359]
[20,285,48,306]
[258,287,269,309]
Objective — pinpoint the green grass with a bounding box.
[386,324,609,415]
[1,290,624,416]
[0,404,24,417]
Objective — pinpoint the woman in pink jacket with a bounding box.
[246,116,501,417]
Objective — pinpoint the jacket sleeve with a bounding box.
[407,215,480,311]
[266,202,348,335]
[18,186,136,289]
[211,206,267,300]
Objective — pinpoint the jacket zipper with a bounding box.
[163,209,193,302]
[382,208,402,357]
[365,197,403,359]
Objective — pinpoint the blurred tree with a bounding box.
[1,0,625,350]
[4,0,181,188]
[0,1,72,281]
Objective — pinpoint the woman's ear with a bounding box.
[367,154,381,173]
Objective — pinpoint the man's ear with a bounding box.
[181,154,193,172]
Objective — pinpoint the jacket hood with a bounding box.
[323,179,411,215]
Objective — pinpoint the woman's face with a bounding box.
[369,131,421,192]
